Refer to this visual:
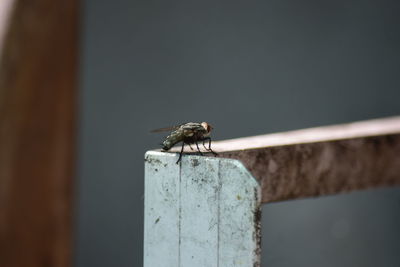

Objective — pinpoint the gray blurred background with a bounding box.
[77,0,400,266]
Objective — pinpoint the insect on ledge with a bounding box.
[151,122,218,164]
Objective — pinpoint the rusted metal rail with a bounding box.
[212,116,400,203]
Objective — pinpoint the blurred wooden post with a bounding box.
[0,1,78,267]
[144,117,400,267]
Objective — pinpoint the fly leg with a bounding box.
[176,142,185,164]
[202,137,218,156]
[188,143,194,151]
[202,139,208,151]
[195,140,204,156]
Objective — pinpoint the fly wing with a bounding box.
[150,126,176,133]
[150,123,185,133]
[151,122,204,134]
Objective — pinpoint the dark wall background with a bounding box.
[78,0,400,266]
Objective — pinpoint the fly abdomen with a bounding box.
[162,130,184,151]
[161,140,173,151]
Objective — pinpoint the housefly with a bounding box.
[151,122,218,164]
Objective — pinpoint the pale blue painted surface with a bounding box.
[144,151,261,267]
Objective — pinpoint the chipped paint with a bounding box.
[144,151,261,267]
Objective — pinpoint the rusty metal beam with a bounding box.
[171,116,400,203]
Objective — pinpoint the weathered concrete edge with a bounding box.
[145,150,261,188]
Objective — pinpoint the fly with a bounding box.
[151,122,218,164]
